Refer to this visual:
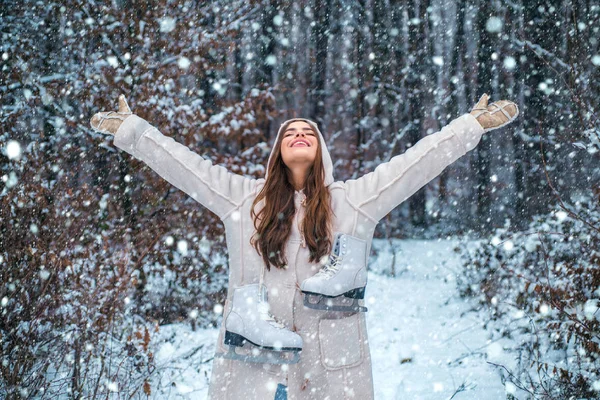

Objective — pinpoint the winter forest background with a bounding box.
[1,0,599,398]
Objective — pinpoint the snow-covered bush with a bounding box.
[1,1,273,396]
[0,168,157,398]
[456,194,600,399]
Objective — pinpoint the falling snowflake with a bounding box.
[177,240,188,255]
[432,56,444,66]
[265,55,277,65]
[503,56,517,70]
[5,140,22,159]
[106,56,119,68]
[178,57,191,70]
[486,16,503,33]
[502,240,514,252]
[160,17,176,33]
[39,269,50,280]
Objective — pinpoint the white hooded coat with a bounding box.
[112,112,485,399]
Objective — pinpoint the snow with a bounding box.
[555,210,568,221]
[148,238,508,399]
[177,240,188,255]
[265,55,277,65]
[106,56,119,68]
[503,56,517,71]
[5,140,22,159]
[160,18,177,33]
[583,299,599,320]
[3,171,18,188]
[485,17,503,33]
[178,57,191,70]
[106,381,118,392]
[273,15,283,26]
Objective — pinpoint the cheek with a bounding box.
[280,141,289,153]
[280,144,292,162]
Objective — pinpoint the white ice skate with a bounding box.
[300,233,368,313]
[216,283,303,364]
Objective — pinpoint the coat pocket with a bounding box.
[318,313,364,370]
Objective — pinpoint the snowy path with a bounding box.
[367,239,505,399]
[151,239,507,399]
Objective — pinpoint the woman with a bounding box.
[91,93,518,399]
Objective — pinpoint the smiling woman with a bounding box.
[280,121,319,191]
[91,94,518,399]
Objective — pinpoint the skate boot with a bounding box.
[300,233,368,313]
[216,283,303,364]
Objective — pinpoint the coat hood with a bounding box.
[265,118,335,187]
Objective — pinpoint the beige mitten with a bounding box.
[90,95,133,135]
[470,93,519,132]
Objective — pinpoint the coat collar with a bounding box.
[265,118,334,187]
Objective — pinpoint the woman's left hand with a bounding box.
[470,93,519,132]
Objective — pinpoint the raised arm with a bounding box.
[91,95,255,220]
[345,94,519,223]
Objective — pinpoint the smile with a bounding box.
[291,139,311,147]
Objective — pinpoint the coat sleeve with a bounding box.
[113,114,255,220]
[344,113,485,222]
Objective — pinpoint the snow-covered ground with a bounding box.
[150,239,510,399]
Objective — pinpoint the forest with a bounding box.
[1,0,599,398]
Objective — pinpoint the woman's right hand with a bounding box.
[90,94,133,135]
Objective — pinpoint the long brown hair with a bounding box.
[250,123,333,271]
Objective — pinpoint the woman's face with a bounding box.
[280,121,319,168]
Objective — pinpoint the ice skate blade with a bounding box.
[303,294,368,313]
[215,345,301,365]
[224,331,301,352]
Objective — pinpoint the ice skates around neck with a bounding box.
[300,233,368,313]
[216,283,303,364]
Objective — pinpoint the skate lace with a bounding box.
[316,253,342,279]
[257,301,285,329]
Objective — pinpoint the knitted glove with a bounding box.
[90,94,133,135]
[470,93,519,132]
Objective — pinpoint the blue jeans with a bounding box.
[274,383,287,400]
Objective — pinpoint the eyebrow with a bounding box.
[284,127,314,133]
